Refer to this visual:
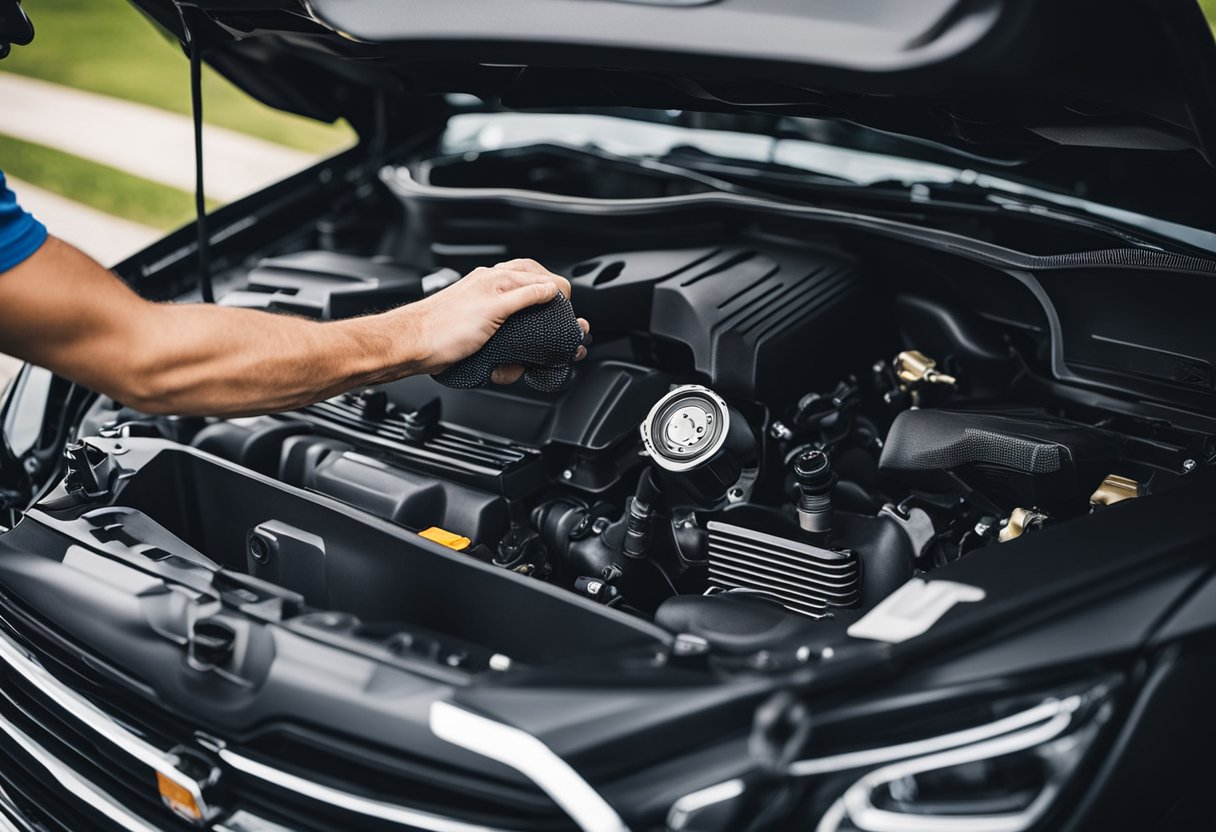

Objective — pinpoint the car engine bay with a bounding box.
[45,145,1216,674]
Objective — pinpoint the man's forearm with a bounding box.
[0,237,428,416]
[0,236,581,417]
[117,301,426,416]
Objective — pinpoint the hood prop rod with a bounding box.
[178,5,214,303]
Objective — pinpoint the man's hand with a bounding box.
[0,238,590,416]
[404,258,590,385]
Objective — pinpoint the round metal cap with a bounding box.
[640,385,730,473]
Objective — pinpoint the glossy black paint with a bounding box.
[1,3,1216,828]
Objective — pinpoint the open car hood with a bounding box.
[136,0,1216,169]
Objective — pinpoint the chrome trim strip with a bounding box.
[0,627,211,818]
[0,782,33,832]
[789,697,1068,776]
[219,749,511,832]
[666,779,745,831]
[430,701,630,832]
[0,706,165,832]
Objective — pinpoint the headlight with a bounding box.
[804,682,1114,832]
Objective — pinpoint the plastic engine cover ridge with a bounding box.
[433,294,584,392]
[569,244,864,398]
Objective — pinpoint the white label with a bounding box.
[847,578,986,644]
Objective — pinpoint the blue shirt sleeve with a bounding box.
[0,169,48,273]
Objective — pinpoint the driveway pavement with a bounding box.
[0,71,324,388]
[8,176,160,266]
[0,73,315,202]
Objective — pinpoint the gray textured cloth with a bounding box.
[433,295,584,392]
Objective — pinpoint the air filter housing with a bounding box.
[706,521,860,618]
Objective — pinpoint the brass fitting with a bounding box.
[998,507,1049,542]
[1089,474,1140,507]
[894,350,957,388]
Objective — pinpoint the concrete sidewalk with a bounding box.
[0,180,162,387]
[7,176,160,267]
[0,72,317,203]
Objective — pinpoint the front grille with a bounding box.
[0,598,574,832]
[706,521,861,618]
[0,594,195,746]
[239,730,566,824]
[0,678,196,831]
[0,751,131,832]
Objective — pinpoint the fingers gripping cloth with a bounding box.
[433,295,584,392]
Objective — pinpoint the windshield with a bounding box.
[440,110,1216,255]
[442,111,964,188]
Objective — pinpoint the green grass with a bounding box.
[0,133,215,230]
[1201,0,1216,36]
[3,0,354,154]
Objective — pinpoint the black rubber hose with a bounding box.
[621,467,662,559]
[635,466,662,508]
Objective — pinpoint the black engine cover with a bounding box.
[570,243,865,398]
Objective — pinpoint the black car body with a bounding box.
[1,1,1216,830]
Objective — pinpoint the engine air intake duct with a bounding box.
[880,409,1126,513]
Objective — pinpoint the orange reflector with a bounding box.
[419,526,471,551]
[156,771,202,821]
